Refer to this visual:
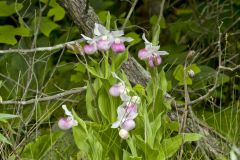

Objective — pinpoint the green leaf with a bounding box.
[47,6,65,21]
[86,65,105,79]
[149,113,163,148]
[0,1,23,17]
[72,111,90,153]
[125,32,141,46]
[74,63,86,73]
[188,64,200,74]
[133,84,146,96]
[173,64,200,86]
[40,0,58,6]
[0,25,17,45]
[98,11,109,24]
[112,49,128,70]
[176,8,193,15]
[143,107,153,148]
[0,113,18,123]
[15,24,31,37]
[72,110,88,134]
[0,24,31,45]
[161,133,202,159]
[150,15,166,29]
[0,133,12,145]
[159,69,167,93]
[152,24,160,46]
[85,82,97,121]
[106,11,111,30]
[21,132,64,159]
[39,17,59,37]
[73,126,90,152]
[98,87,113,122]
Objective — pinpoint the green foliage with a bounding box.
[0,25,30,45]
[173,64,201,86]
[0,1,23,17]
[0,133,11,145]
[0,113,18,123]
[20,132,64,159]
[38,17,60,37]
[0,0,239,159]
[161,133,202,158]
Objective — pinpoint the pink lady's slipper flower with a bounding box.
[58,105,78,130]
[111,103,138,131]
[94,23,133,53]
[138,33,168,66]
[110,31,133,54]
[81,34,98,55]
[148,55,162,67]
[109,72,128,97]
[93,23,112,51]
[111,38,126,53]
[97,35,111,51]
[109,82,125,96]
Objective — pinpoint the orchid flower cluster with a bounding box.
[58,105,78,130]
[138,33,169,67]
[81,23,133,54]
[109,72,141,139]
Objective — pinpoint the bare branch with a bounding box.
[0,86,86,105]
[0,39,83,54]
[219,65,240,72]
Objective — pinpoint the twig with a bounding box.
[0,39,83,54]
[219,65,240,72]
[0,87,86,105]
[152,0,165,34]
[121,0,138,29]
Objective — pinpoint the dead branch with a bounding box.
[0,87,86,105]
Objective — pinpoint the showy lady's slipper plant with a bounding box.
[138,33,169,67]
[58,105,78,130]
[81,23,133,54]
[109,72,140,139]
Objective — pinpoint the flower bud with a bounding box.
[138,48,149,60]
[58,117,76,130]
[97,36,110,51]
[188,69,195,78]
[148,55,162,67]
[109,83,125,96]
[111,39,125,53]
[121,120,136,131]
[83,44,97,54]
[119,129,129,139]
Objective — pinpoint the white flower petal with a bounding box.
[62,105,73,118]
[149,45,160,52]
[117,106,126,119]
[121,37,134,42]
[94,23,102,36]
[111,30,124,37]
[120,93,131,102]
[126,113,138,120]
[81,34,93,41]
[131,96,141,104]
[97,23,110,35]
[111,121,121,128]
[155,51,169,55]
[230,151,238,160]
[142,33,151,44]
